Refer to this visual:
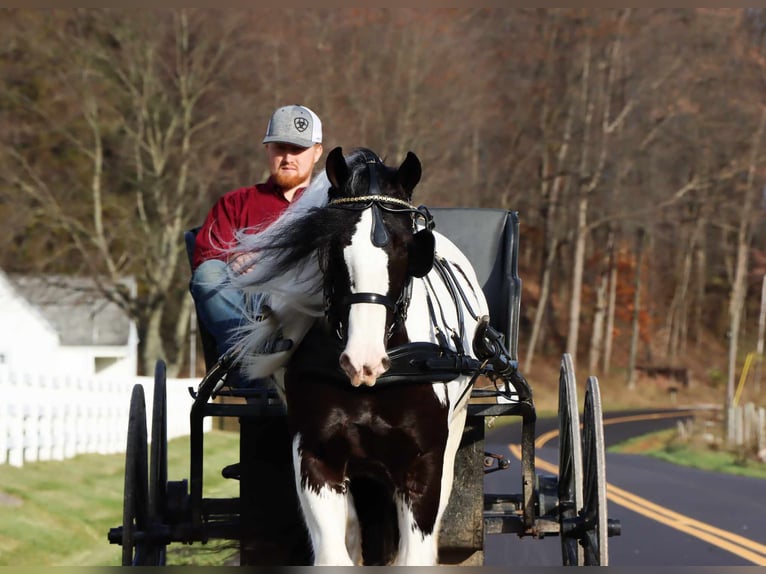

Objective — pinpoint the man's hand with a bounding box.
[229,252,256,274]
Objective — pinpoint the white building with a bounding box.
[0,271,138,377]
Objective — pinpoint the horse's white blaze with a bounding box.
[340,210,391,386]
[292,434,356,566]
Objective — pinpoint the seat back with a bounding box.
[428,208,522,361]
[184,227,222,371]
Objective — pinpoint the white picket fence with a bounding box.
[0,368,212,467]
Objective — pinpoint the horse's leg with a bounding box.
[345,494,363,564]
[393,409,469,566]
[391,448,446,566]
[392,491,440,565]
[291,434,354,566]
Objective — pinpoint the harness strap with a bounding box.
[423,277,451,349]
[342,292,397,313]
[429,257,466,354]
[438,256,480,320]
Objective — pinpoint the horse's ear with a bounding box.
[408,229,435,278]
[397,151,422,196]
[326,146,349,191]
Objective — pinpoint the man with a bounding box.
[190,104,324,387]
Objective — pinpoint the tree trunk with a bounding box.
[588,227,614,374]
[567,194,588,368]
[756,275,766,394]
[727,108,766,417]
[142,307,167,377]
[665,222,695,364]
[693,239,707,351]
[603,239,618,374]
[526,247,556,369]
[167,295,193,378]
[627,228,646,390]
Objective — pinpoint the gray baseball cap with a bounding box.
[263,105,323,148]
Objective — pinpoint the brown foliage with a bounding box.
[0,9,764,378]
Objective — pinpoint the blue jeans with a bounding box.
[190,259,248,357]
[190,259,265,389]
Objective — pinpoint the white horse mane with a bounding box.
[224,171,332,377]
[228,170,331,299]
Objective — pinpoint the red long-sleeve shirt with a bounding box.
[192,177,305,270]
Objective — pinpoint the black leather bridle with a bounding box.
[324,157,434,342]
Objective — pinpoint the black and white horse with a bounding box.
[229,147,489,565]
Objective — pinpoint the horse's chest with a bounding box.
[284,379,450,471]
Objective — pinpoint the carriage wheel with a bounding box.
[148,360,168,565]
[122,384,150,566]
[581,376,608,565]
[557,353,584,566]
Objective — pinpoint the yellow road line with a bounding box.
[506,409,766,565]
[608,484,766,561]
[535,410,698,449]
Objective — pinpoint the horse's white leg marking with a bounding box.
[345,494,363,565]
[390,406,467,567]
[435,405,469,533]
[291,434,354,566]
[393,494,439,566]
[339,209,390,387]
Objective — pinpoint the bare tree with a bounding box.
[726,108,766,412]
[0,10,248,375]
[588,226,615,373]
[1,8,766,387]
[566,10,635,368]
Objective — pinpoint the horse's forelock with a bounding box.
[338,148,403,200]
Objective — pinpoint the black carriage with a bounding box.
[107,207,621,566]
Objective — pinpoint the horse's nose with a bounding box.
[339,352,391,387]
[363,356,391,377]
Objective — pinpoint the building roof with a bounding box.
[7,274,135,346]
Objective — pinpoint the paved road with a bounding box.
[482,409,766,566]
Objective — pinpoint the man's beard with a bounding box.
[273,168,309,190]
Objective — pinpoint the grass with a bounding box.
[609,428,766,480]
[0,430,241,566]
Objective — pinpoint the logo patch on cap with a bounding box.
[294,117,309,132]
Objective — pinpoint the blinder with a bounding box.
[408,228,435,278]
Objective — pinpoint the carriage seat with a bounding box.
[428,208,521,362]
